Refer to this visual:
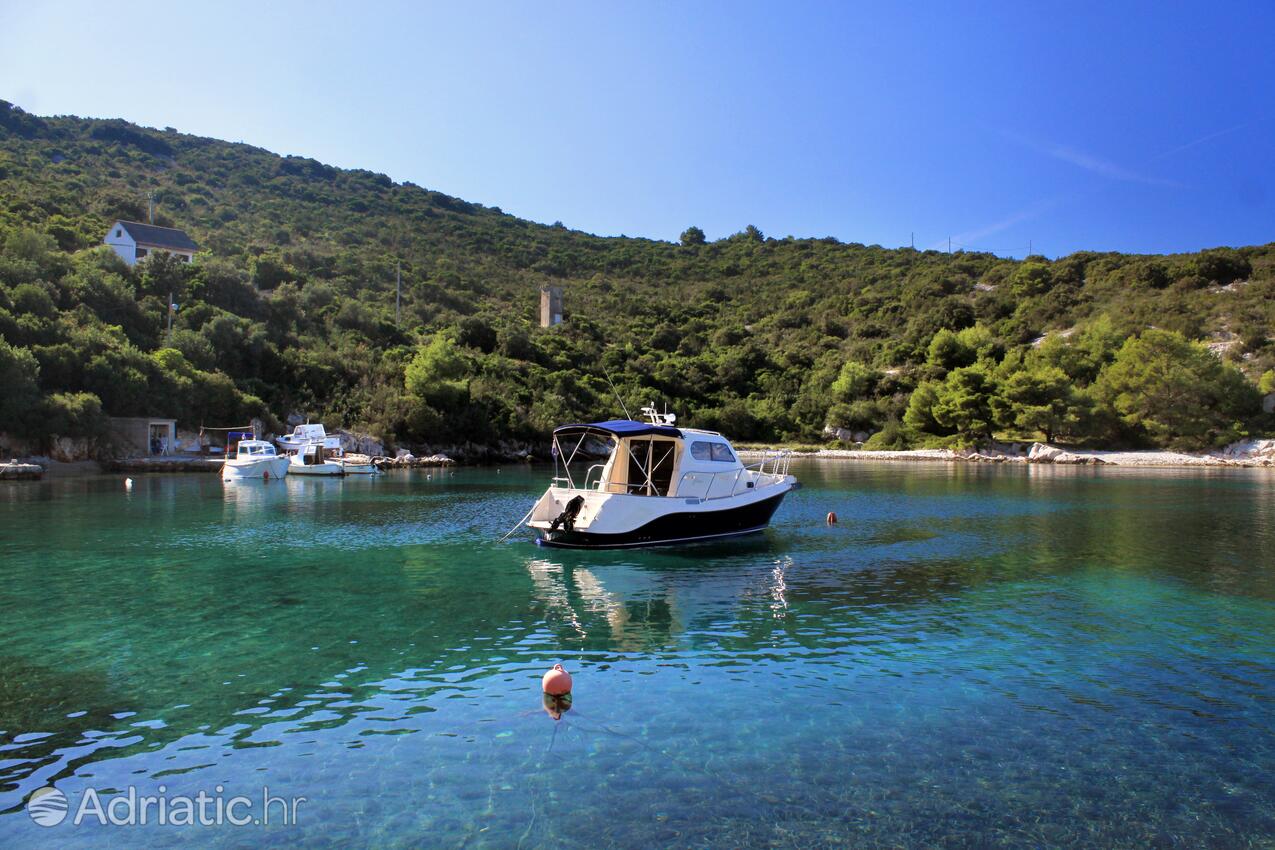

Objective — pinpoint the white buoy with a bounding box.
[125,478,134,489]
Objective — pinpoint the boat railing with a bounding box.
[585,463,607,490]
[752,448,793,477]
[557,450,792,499]
[676,450,792,501]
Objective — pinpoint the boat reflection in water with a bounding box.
[525,553,794,649]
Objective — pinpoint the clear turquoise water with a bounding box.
[1,462,1273,848]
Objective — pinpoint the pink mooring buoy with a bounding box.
[542,664,572,696]
[826,511,838,525]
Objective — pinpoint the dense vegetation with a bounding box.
[1,100,1272,455]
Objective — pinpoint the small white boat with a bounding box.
[522,406,797,548]
[288,442,344,476]
[223,439,289,481]
[276,423,329,452]
[337,451,379,475]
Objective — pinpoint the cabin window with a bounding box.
[690,441,735,463]
[115,229,121,238]
[136,248,148,258]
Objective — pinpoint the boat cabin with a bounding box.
[552,419,749,501]
[234,440,278,459]
[295,443,334,465]
[287,424,327,443]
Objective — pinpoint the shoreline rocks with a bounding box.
[1025,444,1108,465]
[739,440,1275,469]
[377,452,456,469]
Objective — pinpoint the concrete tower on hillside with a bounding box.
[539,286,563,327]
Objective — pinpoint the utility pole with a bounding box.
[148,191,155,224]
[910,232,914,249]
[395,261,401,327]
[1028,239,1033,257]
[948,237,951,254]
[166,291,174,345]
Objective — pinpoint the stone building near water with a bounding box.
[108,417,177,456]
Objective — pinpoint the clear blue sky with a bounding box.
[2,1,1271,257]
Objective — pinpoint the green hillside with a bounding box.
[1,100,1272,454]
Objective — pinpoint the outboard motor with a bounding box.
[550,495,585,533]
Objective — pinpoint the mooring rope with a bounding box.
[498,505,536,543]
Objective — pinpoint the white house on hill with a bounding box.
[104,221,199,266]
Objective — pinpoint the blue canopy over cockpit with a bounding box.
[552,419,682,439]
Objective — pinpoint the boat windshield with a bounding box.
[551,428,682,496]
[551,428,617,490]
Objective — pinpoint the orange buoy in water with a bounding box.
[542,664,572,695]
[826,511,838,524]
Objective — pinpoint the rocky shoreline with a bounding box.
[375,452,458,469]
[739,439,1275,468]
[11,436,1273,477]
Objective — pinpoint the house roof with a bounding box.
[115,221,199,251]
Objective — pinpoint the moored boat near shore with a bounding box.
[222,439,289,481]
[288,442,344,476]
[338,451,379,474]
[276,423,330,452]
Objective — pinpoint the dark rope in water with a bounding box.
[517,718,564,849]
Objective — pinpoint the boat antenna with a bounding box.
[601,364,632,420]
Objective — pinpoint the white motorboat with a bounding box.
[521,406,797,548]
[276,423,329,452]
[288,442,344,476]
[337,451,379,475]
[222,439,289,481]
